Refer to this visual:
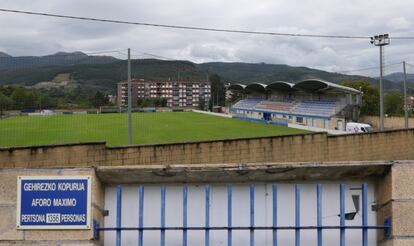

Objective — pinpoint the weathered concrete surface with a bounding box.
[0,242,95,246]
[0,206,23,241]
[361,115,414,130]
[392,201,414,237]
[377,162,414,246]
[1,129,414,169]
[288,122,347,135]
[96,161,391,183]
[379,238,414,246]
[0,129,414,245]
[0,168,103,246]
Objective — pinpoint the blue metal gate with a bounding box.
[94,183,390,246]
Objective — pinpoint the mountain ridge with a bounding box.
[0,51,118,70]
[0,51,409,93]
[0,51,11,58]
[382,72,414,83]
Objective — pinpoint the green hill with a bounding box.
[0,59,206,93]
[196,62,404,90]
[0,51,117,70]
[0,53,403,94]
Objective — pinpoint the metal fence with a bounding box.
[94,183,390,246]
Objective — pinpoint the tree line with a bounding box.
[136,98,167,107]
[0,85,111,113]
[341,79,411,117]
[1,77,410,117]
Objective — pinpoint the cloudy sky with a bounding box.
[0,0,413,75]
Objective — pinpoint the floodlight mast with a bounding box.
[370,34,390,131]
[403,61,409,128]
[127,48,132,145]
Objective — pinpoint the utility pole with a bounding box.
[217,87,219,107]
[379,45,385,130]
[370,34,390,131]
[403,61,409,128]
[127,48,132,145]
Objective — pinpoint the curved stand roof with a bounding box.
[228,79,360,94]
[245,83,267,93]
[267,81,295,91]
[293,79,361,94]
[227,83,246,91]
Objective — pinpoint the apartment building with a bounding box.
[117,79,211,107]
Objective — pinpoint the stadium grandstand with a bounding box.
[228,79,362,131]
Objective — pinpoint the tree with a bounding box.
[160,98,167,107]
[209,73,225,111]
[0,92,13,115]
[136,98,144,107]
[10,87,37,109]
[37,94,57,109]
[384,92,404,116]
[152,97,161,107]
[198,98,206,110]
[141,99,152,107]
[341,79,379,116]
[0,85,13,97]
[91,91,109,108]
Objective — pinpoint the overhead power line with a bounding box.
[131,49,175,60]
[84,50,126,55]
[1,8,414,40]
[335,62,403,74]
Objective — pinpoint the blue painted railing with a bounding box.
[94,183,390,246]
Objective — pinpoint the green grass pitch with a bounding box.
[0,112,306,147]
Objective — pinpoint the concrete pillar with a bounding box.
[377,162,414,245]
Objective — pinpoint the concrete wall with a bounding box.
[1,163,412,246]
[361,116,414,129]
[376,162,414,246]
[1,129,414,169]
[1,130,414,245]
[287,122,346,135]
[0,168,104,246]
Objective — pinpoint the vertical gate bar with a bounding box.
[316,184,322,246]
[295,184,300,246]
[339,184,345,246]
[161,185,166,246]
[205,184,210,246]
[250,184,255,246]
[227,184,232,246]
[362,183,368,246]
[93,219,100,241]
[116,185,122,246]
[138,186,144,246]
[272,184,277,246]
[183,185,188,246]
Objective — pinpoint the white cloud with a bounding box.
[0,0,413,74]
[387,17,411,31]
